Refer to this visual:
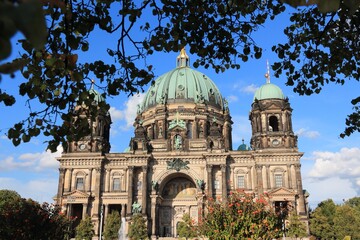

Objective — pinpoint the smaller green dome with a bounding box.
[253,82,285,101]
[88,88,105,103]
[88,80,105,103]
[237,139,250,151]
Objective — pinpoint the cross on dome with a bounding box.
[265,60,271,84]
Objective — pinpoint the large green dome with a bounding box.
[141,49,224,111]
[253,82,285,101]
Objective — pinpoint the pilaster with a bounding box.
[127,166,134,215]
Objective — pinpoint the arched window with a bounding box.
[269,116,279,132]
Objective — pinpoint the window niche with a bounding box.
[112,172,124,192]
[113,178,121,191]
[237,175,245,189]
[273,168,285,188]
[75,171,86,191]
[235,169,247,189]
[269,115,279,132]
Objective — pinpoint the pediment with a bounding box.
[169,125,186,132]
[63,190,90,203]
[267,187,296,197]
[263,102,283,110]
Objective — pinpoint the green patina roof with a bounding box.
[88,80,105,103]
[237,139,250,151]
[141,49,223,111]
[253,82,285,101]
[88,88,105,103]
[253,64,285,102]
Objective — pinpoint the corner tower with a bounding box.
[130,48,232,153]
[249,67,297,151]
[67,82,111,154]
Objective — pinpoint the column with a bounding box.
[220,164,227,200]
[105,169,110,192]
[93,168,102,217]
[142,166,147,215]
[127,166,134,215]
[255,165,263,194]
[230,166,235,190]
[66,204,71,217]
[265,165,271,190]
[206,165,213,198]
[247,166,252,190]
[294,163,306,214]
[57,168,65,201]
[87,168,93,192]
[287,164,292,189]
[82,203,88,217]
[150,195,158,237]
[104,204,109,221]
[121,204,126,218]
[66,168,73,192]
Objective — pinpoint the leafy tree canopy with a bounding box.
[128,213,148,240]
[200,190,281,239]
[0,189,21,208]
[177,213,198,239]
[75,215,94,240]
[333,205,360,240]
[103,211,121,240]
[0,190,72,240]
[0,0,359,151]
[286,211,308,239]
[310,197,360,240]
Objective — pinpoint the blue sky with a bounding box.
[0,7,359,208]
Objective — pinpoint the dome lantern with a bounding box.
[253,62,285,101]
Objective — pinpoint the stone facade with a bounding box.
[56,51,309,238]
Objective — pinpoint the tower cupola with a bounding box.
[249,63,297,150]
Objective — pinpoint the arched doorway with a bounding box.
[158,175,198,237]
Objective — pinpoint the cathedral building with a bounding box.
[56,49,309,238]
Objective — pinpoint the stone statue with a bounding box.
[158,126,163,138]
[174,135,182,150]
[196,179,206,191]
[151,180,159,191]
[132,201,141,214]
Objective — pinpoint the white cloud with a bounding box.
[303,176,357,208]
[0,145,61,172]
[295,128,320,139]
[306,147,360,194]
[110,93,145,130]
[0,177,58,203]
[227,95,238,103]
[109,106,124,121]
[241,84,258,94]
[123,93,145,128]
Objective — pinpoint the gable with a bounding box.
[62,190,90,203]
[268,187,296,197]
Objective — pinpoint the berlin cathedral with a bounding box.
[56,49,309,238]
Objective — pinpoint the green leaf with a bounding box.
[14,0,47,50]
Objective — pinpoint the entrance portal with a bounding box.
[159,177,198,237]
